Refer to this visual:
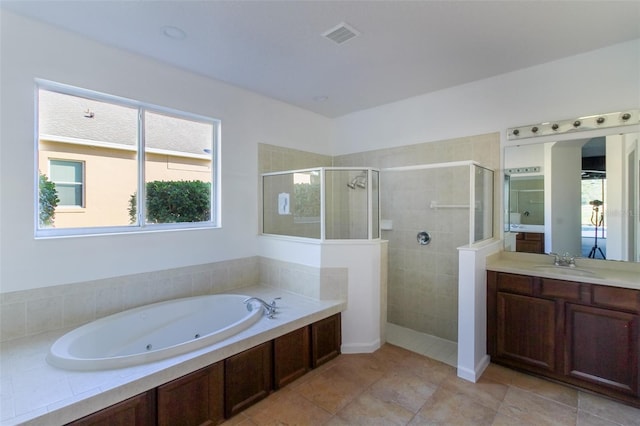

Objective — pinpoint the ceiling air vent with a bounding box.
[322,22,360,45]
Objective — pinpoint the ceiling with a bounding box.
[2,1,639,118]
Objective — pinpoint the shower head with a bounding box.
[347,173,367,189]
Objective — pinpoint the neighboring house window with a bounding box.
[36,80,220,236]
[49,160,84,207]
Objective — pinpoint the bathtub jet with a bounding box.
[47,294,264,371]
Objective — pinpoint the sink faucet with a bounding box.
[549,252,576,267]
[244,297,281,319]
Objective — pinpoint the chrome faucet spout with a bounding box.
[548,252,576,267]
[243,297,280,319]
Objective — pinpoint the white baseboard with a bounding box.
[340,339,381,354]
[457,354,490,383]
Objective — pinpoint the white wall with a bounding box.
[0,11,332,293]
[2,10,638,295]
[332,39,640,155]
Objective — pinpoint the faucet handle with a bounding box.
[549,252,560,265]
[270,297,281,307]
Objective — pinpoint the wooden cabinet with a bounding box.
[224,341,273,418]
[487,271,640,406]
[274,326,310,389]
[565,303,639,395]
[496,292,556,371]
[67,313,342,424]
[157,362,224,426]
[311,313,341,368]
[515,232,545,253]
[67,391,156,426]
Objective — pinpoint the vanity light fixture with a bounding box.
[507,109,639,140]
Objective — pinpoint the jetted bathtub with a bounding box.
[47,294,264,370]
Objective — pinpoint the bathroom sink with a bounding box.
[533,265,599,278]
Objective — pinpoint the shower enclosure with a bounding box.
[262,168,380,240]
[382,162,493,360]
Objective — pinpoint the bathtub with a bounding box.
[47,294,264,371]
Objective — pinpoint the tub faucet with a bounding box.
[244,297,281,319]
[549,252,576,267]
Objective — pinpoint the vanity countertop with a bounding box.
[486,252,640,291]
[0,286,345,426]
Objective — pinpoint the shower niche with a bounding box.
[262,168,380,240]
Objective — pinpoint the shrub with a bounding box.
[129,180,211,224]
[39,172,59,227]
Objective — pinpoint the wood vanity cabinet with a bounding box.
[487,271,640,406]
[274,326,311,389]
[224,341,273,418]
[157,362,224,426]
[311,313,341,368]
[67,390,156,426]
[515,232,545,254]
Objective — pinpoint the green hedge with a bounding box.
[39,172,59,227]
[130,180,211,224]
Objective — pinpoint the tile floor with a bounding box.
[223,344,640,426]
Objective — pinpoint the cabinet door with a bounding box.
[67,391,155,426]
[515,232,545,254]
[311,313,341,368]
[496,292,556,371]
[157,362,224,426]
[565,303,639,395]
[224,341,273,418]
[274,326,310,389]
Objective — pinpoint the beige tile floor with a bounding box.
[223,344,640,426]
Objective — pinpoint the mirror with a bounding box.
[505,130,640,262]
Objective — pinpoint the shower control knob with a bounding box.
[596,117,605,124]
[573,120,581,128]
[416,231,431,245]
[621,113,631,121]
[512,129,520,136]
[531,126,538,133]
[551,124,559,130]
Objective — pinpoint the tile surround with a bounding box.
[0,256,346,343]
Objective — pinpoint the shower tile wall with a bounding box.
[258,143,332,173]
[383,167,469,340]
[258,143,332,235]
[334,133,500,342]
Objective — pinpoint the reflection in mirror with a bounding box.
[505,131,640,262]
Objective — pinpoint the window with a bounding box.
[49,160,84,207]
[36,80,220,236]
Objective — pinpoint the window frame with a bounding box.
[35,79,221,238]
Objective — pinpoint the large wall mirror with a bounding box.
[504,114,639,263]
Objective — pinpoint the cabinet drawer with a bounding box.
[592,286,640,313]
[524,232,543,241]
[497,273,534,295]
[541,279,582,301]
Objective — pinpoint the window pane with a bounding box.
[55,183,83,206]
[50,160,82,183]
[38,88,138,229]
[36,83,219,235]
[144,111,213,224]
